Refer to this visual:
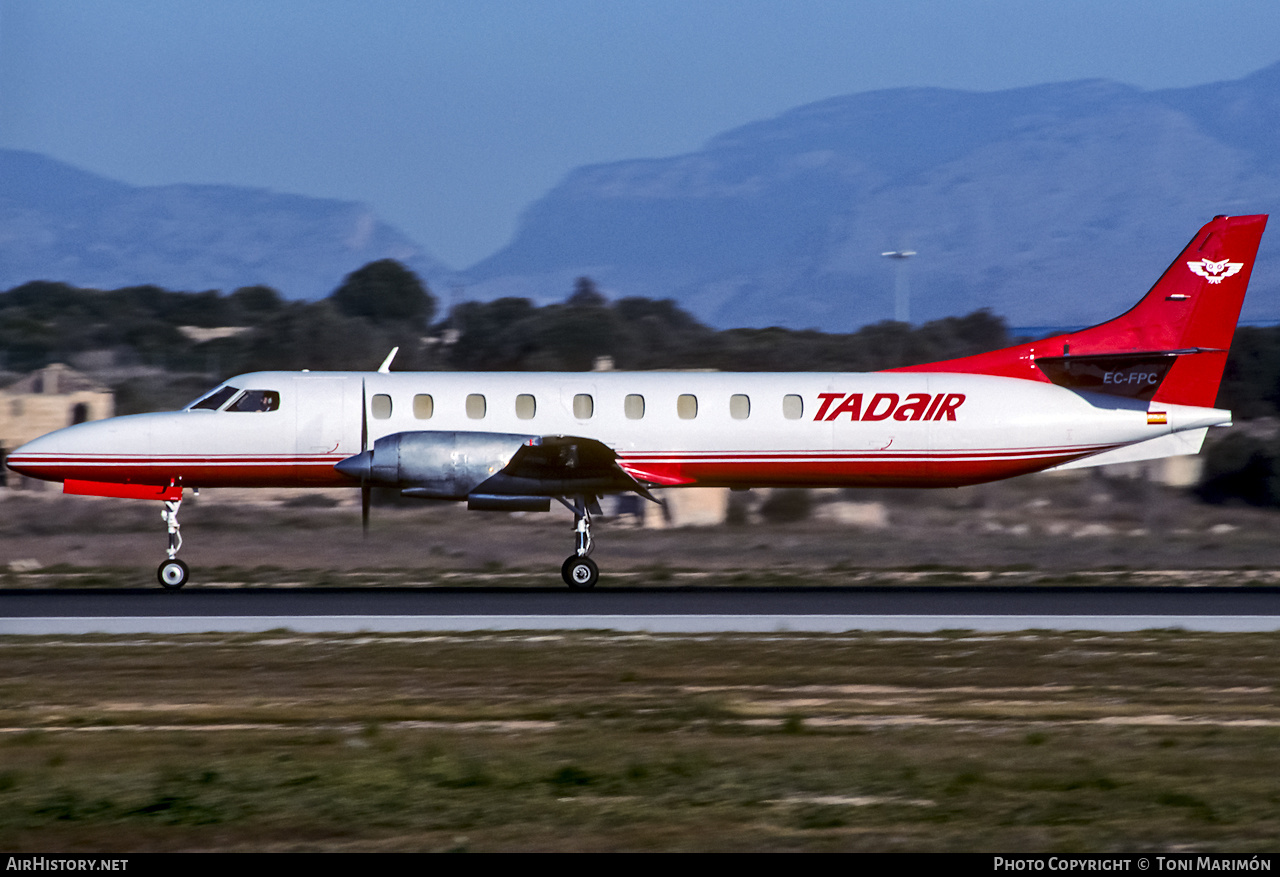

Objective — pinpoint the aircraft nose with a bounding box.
[6,429,76,480]
[5,414,165,484]
[335,450,373,481]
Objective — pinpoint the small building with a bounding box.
[0,364,114,487]
[642,488,730,528]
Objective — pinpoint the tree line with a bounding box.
[7,261,1280,417]
[7,259,1280,506]
[0,262,1010,376]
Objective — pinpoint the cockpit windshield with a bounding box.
[228,390,280,412]
[184,386,281,412]
[187,386,240,411]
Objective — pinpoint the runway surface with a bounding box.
[4,585,1280,633]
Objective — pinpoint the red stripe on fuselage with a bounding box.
[10,443,1116,492]
[6,454,352,489]
[617,445,1113,488]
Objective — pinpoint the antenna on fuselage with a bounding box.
[377,347,399,373]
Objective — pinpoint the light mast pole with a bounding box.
[881,249,917,323]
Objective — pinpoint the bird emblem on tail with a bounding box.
[1188,257,1244,283]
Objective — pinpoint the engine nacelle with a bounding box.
[334,431,536,499]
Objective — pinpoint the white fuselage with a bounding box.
[7,369,1230,492]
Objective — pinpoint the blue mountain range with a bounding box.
[4,63,1280,330]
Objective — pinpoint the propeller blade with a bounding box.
[360,379,368,453]
[360,379,370,536]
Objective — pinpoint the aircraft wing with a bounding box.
[475,435,660,501]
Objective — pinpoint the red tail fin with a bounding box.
[894,214,1269,408]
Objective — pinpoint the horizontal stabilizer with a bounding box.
[1047,428,1209,472]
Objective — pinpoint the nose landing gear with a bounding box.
[558,495,601,589]
[156,498,189,589]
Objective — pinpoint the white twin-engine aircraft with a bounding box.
[6,214,1269,589]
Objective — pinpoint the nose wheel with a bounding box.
[156,498,189,589]
[558,495,601,589]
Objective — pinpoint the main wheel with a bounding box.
[157,558,190,590]
[561,555,599,589]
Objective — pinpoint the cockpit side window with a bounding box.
[228,390,281,412]
[188,386,240,411]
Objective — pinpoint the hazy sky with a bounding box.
[3,1,1280,269]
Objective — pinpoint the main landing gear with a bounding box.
[156,498,189,589]
[557,495,601,589]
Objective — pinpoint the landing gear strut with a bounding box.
[156,498,189,589]
[558,495,601,589]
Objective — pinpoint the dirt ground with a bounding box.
[2,470,1279,587]
[4,474,1280,851]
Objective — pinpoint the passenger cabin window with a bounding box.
[371,394,392,419]
[573,394,593,419]
[677,394,698,420]
[229,390,280,412]
[467,394,487,419]
[783,394,803,420]
[515,394,536,419]
[730,394,750,420]
[413,394,434,419]
[624,394,645,420]
[189,386,239,411]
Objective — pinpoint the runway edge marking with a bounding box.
[4,614,1280,634]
